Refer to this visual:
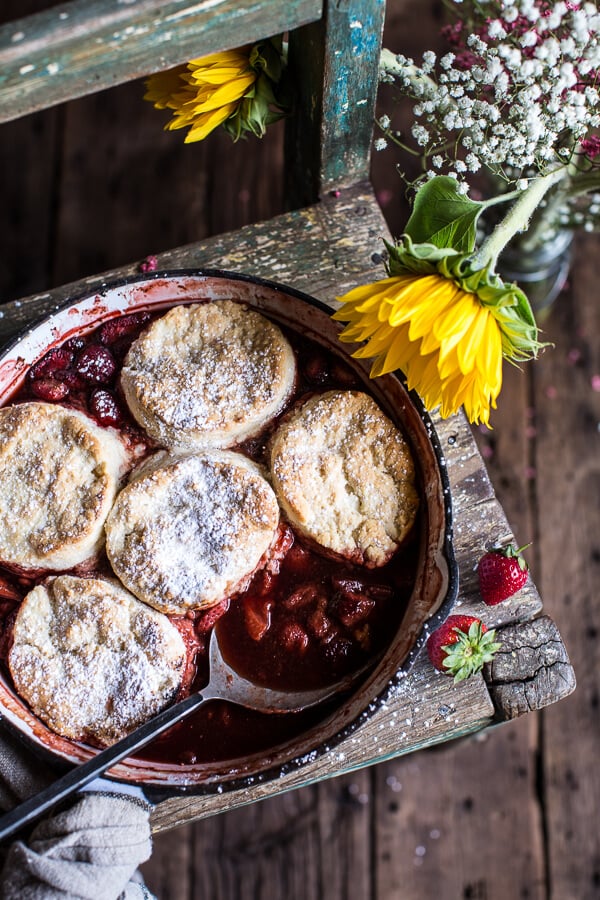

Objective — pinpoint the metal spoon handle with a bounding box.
[0,691,207,844]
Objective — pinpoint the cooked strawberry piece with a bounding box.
[60,369,85,390]
[279,621,309,654]
[244,596,273,641]
[28,347,73,380]
[302,351,329,384]
[333,592,375,627]
[308,608,338,642]
[274,523,295,557]
[30,377,70,402]
[98,312,151,347]
[323,635,353,665]
[283,541,311,576]
[75,345,116,384]
[89,389,122,426]
[0,576,21,601]
[283,583,324,609]
[252,568,275,597]
[194,599,230,634]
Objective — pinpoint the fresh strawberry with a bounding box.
[478,543,530,606]
[427,614,501,683]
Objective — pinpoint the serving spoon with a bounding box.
[0,628,366,843]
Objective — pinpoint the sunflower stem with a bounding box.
[472,167,569,271]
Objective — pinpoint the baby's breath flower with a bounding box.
[377,1,600,260]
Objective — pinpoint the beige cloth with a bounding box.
[0,731,155,900]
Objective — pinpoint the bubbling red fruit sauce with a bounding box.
[0,303,420,766]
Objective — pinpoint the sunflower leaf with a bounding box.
[405,177,484,252]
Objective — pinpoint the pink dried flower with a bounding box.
[139,254,158,273]
[580,136,600,159]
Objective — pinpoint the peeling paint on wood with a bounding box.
[0,0,323,122]
[285,0,385,205]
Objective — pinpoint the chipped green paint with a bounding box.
[0,0,323,123]
[285,0,385,206]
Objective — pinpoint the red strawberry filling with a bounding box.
[0,306,420,765]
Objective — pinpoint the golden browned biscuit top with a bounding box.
[121,300,296,450]
[9,575,186,746]
[270,391,419,567]
[0,402,126,570]
[105,450,280,614]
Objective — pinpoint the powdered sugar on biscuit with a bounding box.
[121,301,296,450]
[270,391,419,567]
[106,451,280,614]
[9,575,186,746]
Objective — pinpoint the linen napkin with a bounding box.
[0,730,156,900]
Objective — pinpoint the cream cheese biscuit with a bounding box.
[0,402,126,571]
[120,300,296,450]
[105,450,280,614]
[8,575,186,746]
[270,391,419,567]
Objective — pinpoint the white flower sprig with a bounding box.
[378,0,600,256]
[380,1,600,182]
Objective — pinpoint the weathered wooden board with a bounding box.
[0,0,322,123]
[372,717,547,899]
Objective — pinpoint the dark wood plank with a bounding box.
[51,79,215,287]
[373,718,546,899]
[145,776,374,900]
[533,235,600,900]
[0,106,59,302]
[0,0,323,122]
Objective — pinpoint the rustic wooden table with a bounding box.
[0,182,576,834]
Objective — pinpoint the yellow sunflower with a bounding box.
[334,273,504,425]
[144,40,286,143]
[334,175,546,426]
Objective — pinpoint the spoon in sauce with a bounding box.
[0,627,372,843]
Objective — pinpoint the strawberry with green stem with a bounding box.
[478,543,530,606]
[427,614,501,683]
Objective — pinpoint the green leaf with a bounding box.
[404,176,484,253]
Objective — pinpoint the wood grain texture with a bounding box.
[372,718,546,900]
[487,616,576,720]
[0,0,322,122]
[532,235,600,900]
